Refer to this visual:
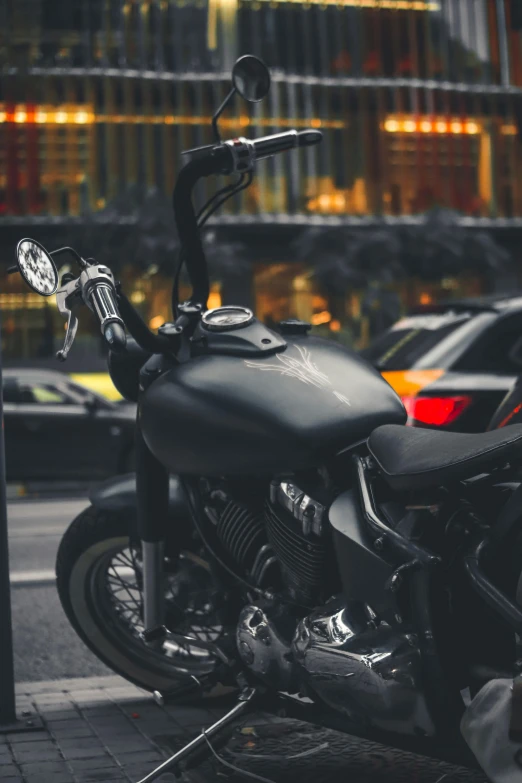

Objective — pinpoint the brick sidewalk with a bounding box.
[3,675,222,783]
[3,675,487,783]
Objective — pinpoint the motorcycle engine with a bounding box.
[202,478,435,737]
[203,477,335,607]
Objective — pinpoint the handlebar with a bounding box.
[102,320,127,351]
[250,129,322,159]
[19,127,322,361]
[175,127,323,309]
[87,280,127,353]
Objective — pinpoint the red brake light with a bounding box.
[402,395,473,427]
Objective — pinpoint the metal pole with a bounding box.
[0,315,16,725]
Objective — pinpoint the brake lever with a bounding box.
[55,278,82,361]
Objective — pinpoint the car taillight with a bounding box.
[401,395,473,427]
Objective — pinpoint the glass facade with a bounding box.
[1,0,522,365]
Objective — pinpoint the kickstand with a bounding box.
[135,687,258,783]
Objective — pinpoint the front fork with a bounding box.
[136,424,169,632]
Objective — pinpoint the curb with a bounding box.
[7,482,94,501]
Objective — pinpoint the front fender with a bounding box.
[89,473,192,528]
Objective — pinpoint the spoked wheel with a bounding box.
[56,505,231,695]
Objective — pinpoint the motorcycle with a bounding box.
[11,55,522,782]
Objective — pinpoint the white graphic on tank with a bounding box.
[245,345,351,406]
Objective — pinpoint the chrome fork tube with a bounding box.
[141,540,165,630]
[136,419,169,633]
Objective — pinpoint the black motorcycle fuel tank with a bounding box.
[140,333,406,476]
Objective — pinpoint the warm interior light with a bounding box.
[55,111,67,123]
[419,292,432,305]
[318,194,331,210]
[207,291,222,310]
[243,0,440,10]
[384,119,400,132]
[14,111,27,123]
[35,111,47,123]
[384,115,480,135]
[149,315,164,331]
[402,395,473,427]
[74,111,90,124]
[330,320,341,332]
[311,310,332,326]
[130,290,146,304]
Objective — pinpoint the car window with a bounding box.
[457,314,522,375]
[362,313,473,370]
[17,383,72,405]
[3,382,20,403]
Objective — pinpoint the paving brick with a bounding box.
[104,738,157,754]
[79,706,121,717]
[68,757,119,772]
[105,687,147,700]
[25,774,74,783]
[70,690,111,703]
[20,760,71,776]
[117,751,166,767]
[163,706,214,723]
[37,710,80,721]
[57,737,103,749]
[76,771,129,783]
[144,722,188,738]
[6,731,50,744]
[45,718,92,730]
[61,747,111,761]
[12,746,63,763]
[89,719,136,731]
[49,727,96,740]
[34,695,74,705]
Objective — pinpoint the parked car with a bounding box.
[2,368,136,481]
[362,295,522,432]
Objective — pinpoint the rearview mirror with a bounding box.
[16,239,59,296]
[232,55,271,103]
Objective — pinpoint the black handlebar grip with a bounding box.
[296,129,323,147]
[250,129,323,160]
[102,321,127,352]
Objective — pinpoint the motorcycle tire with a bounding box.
[56,504,228,696]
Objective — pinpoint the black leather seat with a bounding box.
[367,424,522,492]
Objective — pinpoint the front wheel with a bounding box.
[56,505,228,695]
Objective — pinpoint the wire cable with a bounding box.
[198,172,253,228]
[172,172,253,314]
[202,731,278,783]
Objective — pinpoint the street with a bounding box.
[9,497,112,682]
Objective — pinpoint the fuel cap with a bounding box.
[201,306,254,332]
[279,319,312,335]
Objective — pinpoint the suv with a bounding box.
[362,295,522,432]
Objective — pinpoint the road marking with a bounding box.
[8,500,88,520]
[10,566,135,587]
[9,525,68,538]
[11,569,55,586]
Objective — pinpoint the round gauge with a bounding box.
[201,306,254,332]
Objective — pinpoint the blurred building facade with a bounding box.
[2,0,522,364]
